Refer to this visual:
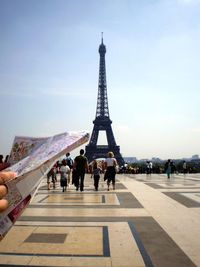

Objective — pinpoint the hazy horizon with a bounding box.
[1,0,200,160]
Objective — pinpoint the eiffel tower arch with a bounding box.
[85,35,124,166]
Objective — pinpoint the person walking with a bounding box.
[73,149,88,192]
[104,151,118,191]
[65,152,73,186]
[165,159,172,179]
[183,160,187,176]
[92,159,101,191]
[146,161,150,175]
[60,159,70,192]
[171,161,176,177]
[149,161,153,174]
[47,165,57,190]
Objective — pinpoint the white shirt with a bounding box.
[60,165,70,174]
[106,158,117,167]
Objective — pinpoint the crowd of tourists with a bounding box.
[119,159,190,176]
[0,149,118,213]
[0,150,191,213]
[47,150,118,192]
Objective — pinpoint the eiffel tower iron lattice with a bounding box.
[85,36,124,166]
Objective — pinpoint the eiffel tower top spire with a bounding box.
[95,34,109,118]
[99,32,106,54]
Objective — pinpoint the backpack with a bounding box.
[66,157,73,168]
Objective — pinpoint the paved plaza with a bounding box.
[0,172,200,267]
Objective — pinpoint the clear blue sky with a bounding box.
[0,0,200,160]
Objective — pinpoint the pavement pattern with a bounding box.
[0,172,200,267]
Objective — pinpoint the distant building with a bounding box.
[192,154,199,160]
[191,155,200,162]
[151,157,162,163]
[140,159,149,163]
[123,157,138,163]
[123,155,200,163]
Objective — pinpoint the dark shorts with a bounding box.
[104,166,116,183]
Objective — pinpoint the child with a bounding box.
[60,159,70,192]
[47,166,57,190]
[92,160,101,191]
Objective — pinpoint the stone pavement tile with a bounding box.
[30,191,142,208]
[24,233,67,244]
[121,174,200,267]
[1,173,200,267]
[21,207,149,217]
[0,226,104,256]
[109,222,145,267]
[163,192,200,207]
[0,255,33,265]
[34,192,120,205]
[131,217,196,267]
[190,207,200,215]
[46,194,103,204]
[30,256,111,267]
[111,257,144,267]
[0,226,36,252]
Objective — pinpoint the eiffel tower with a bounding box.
[85,35,124,166]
